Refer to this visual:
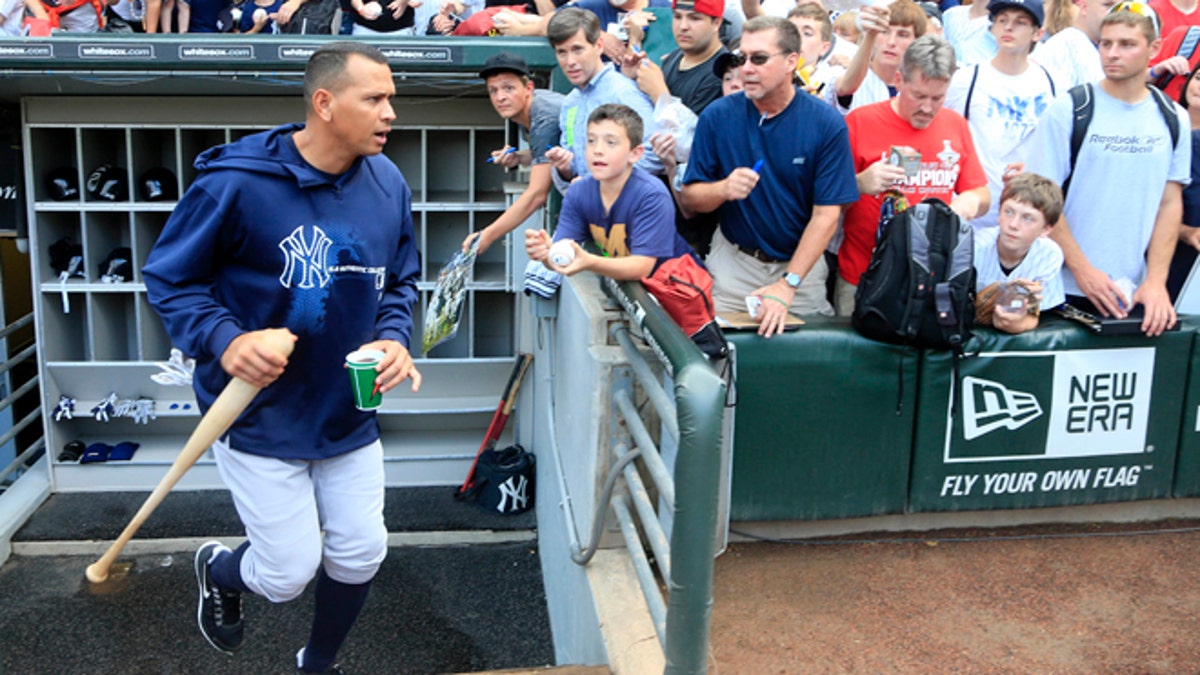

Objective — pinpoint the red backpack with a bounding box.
[641,254,728,360]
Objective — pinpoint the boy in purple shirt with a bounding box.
[527,103,691,280]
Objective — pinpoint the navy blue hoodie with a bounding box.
[144,123,420,460]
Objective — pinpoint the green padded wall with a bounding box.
[1172,317,1200,496]
[910,317,1192,511]
[727,318,919,521]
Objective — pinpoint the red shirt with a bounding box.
[1150,25,1200,100]
[1150,0,1200,49]
[838,100,987,286]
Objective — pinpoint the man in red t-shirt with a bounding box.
[835,34,990,316]
[1150,0,1200,46]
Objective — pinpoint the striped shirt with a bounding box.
[974,227,1066,310]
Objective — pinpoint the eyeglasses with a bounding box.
[1108,1,1161,38]
[730,49,789,67]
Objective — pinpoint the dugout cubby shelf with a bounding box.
[24,96,542,491]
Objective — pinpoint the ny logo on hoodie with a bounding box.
[279,225,333,289]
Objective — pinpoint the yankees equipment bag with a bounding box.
[852,198,975,352]
[459,444,535,515]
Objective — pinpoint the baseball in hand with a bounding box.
[361,1,382,17]
[548,240,575,267]
[253,7,267,21]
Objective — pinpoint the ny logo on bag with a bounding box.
[496,474,529,513]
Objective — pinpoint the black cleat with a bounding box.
[195,541,244,654]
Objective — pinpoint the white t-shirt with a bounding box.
[1026,85,1192,295]
[838,67,892,115]
[974,227,1066,310]
[942,6,996,67]
[1031,27,1102,89]
[0,0,24,36]
[946,61,1061,229]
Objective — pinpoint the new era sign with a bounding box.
[946,348,1155,463]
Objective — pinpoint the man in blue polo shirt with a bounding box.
[681,15,858,335]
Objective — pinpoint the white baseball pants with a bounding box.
[212,438,387,603]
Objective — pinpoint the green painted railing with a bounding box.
[600,277,727,675]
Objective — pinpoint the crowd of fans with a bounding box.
[464,0,1197,339]
[8,0,1199,341]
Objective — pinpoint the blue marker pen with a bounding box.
[752,159,764,173]
[486,147,517,163]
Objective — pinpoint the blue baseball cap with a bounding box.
[988,0,1045,27]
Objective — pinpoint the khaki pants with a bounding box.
[707,229,834,317]
[834,275,857,317]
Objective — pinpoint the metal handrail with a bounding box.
[0,311,43,490]
[599,277,727,675]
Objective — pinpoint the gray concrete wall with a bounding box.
[516,274,635,667]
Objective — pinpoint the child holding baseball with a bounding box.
[525,103,692,281]
[974,172,1066,334]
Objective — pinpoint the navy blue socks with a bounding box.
[300,568,372,673]
[209,540,251,594]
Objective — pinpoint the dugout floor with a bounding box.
[1,488,553,674]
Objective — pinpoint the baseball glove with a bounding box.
[976,280,1040,326]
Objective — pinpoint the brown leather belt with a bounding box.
[732,242,783,264]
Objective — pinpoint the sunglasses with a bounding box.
[729,49,789,67]
[1108,1,1161,37]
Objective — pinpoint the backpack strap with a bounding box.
[963,64,981,122]
[1037,62,1056,98]
[904,203,936,340]
[1063,83,1094,199]
[1181,25,1200,58]
[1148,84,1182,151]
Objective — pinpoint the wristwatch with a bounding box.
[783,272,802,289]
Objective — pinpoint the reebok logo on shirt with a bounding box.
[1089,133,1166,154]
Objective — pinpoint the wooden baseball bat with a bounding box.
[85,329,296,583]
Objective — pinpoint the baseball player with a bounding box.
[142,42,421,674]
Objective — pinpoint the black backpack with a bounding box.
[282,0,337,33]
[852,198,976,352]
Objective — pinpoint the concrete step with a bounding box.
[13,486,535,544]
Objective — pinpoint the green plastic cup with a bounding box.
[346,349,385,411]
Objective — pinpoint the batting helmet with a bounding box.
[86,164,129,202]
[45,167,79,201]
[138,167,178,202]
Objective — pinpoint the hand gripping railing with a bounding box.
[578,276,726,675]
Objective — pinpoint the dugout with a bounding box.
[0,35,563,493]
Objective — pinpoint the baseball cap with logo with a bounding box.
[987,0,1045,27]
[674,0,723,19]
[479,52,533,80]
